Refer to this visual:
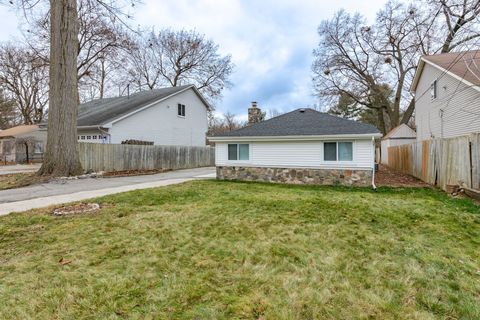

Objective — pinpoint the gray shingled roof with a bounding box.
[214,108,380,137]
[77,85,203,127]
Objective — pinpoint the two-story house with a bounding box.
[411,50,480,141]
[74,84,210,146]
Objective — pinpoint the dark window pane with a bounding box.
[239,144,249,160]
[228,144,238,160]
[182,105,186,116]
[338,142,353,161]
[324,142,337,161]
[178,104,182,115]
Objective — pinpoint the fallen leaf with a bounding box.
[58,257,72,265]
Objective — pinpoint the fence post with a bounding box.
[471,133,480,189]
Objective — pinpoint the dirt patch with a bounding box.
[53,203,100,216]
[102,168,171,178]
[375,165,430,188]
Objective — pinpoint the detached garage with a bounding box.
[380,124,416,166]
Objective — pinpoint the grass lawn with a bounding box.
[0,180,479,319]
[0,173,44,190]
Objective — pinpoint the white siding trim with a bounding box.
[209,133,381,142]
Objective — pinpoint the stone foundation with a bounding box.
[216,166,372,186]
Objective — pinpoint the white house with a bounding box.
[411,50,480,141]
[208,104,382,187]
[73,85,209,146]
[380,124,416,165]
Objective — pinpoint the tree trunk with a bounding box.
[39,0,82,176]
[400,98,415,125]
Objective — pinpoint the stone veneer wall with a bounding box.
[216,166,372,186]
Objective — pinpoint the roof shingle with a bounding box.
[77,85,197,127]
[423,50,480,86]
[213,108,380,137]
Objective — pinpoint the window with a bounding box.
[228,144,249,160]
[324,142,337,161]
[92,135,97,140]
[338,142,353,161]
[34,142,44,154]
[177,103,186,117]
[80,136,85,140]
[431,80,437,99]
[324,142,353,161]
[87,136,91,140]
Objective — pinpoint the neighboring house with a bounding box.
[380,124,416,165]
[42,85,210,146]
[411,50,480,141]
[0,125,46,163]
[208,105,382,187]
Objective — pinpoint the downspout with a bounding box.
[97,126,111,144]
[371,136,377,190]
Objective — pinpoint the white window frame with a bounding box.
[227,143,250,162]
[177,103,186,117]
[323,141,354,163]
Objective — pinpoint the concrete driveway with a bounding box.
[0,167,216,216]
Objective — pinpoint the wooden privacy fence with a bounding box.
[78,143,215,172]
[387,133,480,190]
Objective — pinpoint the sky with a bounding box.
[0,0,387,120]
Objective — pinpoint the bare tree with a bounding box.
[0,89,17,129]
[313,0,480,133]
[207,111,245,139]
[15,136,37,163]
[439,0,480,53]
[0,44,48,124]
[24,0,133,102]
[37,0,82,176]
[2,0,138,176]
[126,29,234,104]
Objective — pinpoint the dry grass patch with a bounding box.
[0,181,479,319]
[0,173,47,190]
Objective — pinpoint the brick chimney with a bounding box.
[248,101,263,126]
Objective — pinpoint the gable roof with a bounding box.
[0,125,39,138]
[211,108,380,139]
[77,85,209,127]
[382,124,416,140]
[411,50,480,92]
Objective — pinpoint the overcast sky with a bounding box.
[0,0,387,120]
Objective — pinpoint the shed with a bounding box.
[380,124,416,165]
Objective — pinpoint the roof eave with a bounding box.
[410,57,426,93]
[105,85,210,126]
[208,133,382,142]
[413,57,480,93]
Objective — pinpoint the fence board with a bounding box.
[78,143,215,173]
[387,134,477,191]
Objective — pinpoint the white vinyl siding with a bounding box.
[108,88,208,146]
[215,139,374,169]
[415,62,480,141]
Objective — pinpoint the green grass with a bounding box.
[0,180,479,319]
